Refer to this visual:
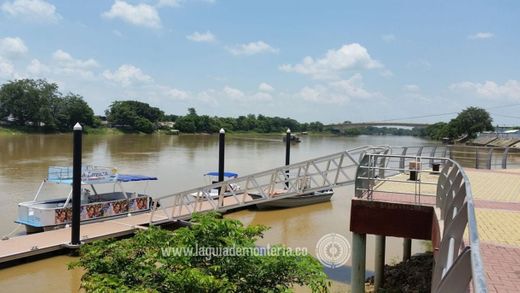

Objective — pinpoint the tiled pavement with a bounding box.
[371,168,520,292]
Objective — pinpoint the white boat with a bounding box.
[191,171,240,200]
[249,189,334,209]
[16,166,157,233]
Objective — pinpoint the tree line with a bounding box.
[0,79,495,139]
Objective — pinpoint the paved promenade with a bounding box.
[466,168,520,292]
[372,168,520,292]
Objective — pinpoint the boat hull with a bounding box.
[249,189,333,209]
[16,193,153,233]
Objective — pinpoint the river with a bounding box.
[0,133,433,292]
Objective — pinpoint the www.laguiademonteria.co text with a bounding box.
[161,244,308,260]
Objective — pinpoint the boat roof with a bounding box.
[204,171,238,178]
[46,166,157,185]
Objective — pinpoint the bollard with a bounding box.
[374,235,386,291]
[351,233,366,293]
[285,128,291,188]
[218,128,225,186]
[71,123,82,246]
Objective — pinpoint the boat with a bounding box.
[191,171,240,200]
[16,166,157,233]
[282,134,301,143]
[249,189,334,209]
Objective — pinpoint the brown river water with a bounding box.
[0,134,433,292]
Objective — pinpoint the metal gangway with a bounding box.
[148,145,390,225]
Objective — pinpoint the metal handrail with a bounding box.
[355,152,487,292]
[148,145,391,224]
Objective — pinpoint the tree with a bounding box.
[451,106,493,139]
[54,94,95,131]
[0,79,59,127]
[106,100,164,133]
[70,213,329,292]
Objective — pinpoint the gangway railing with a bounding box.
[355,152,487,292]
[148,145,389,225]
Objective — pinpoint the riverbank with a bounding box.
[0,125,333,137]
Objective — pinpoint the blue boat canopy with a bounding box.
[117,174,158,182]
[204,171,238,178]
[46,166,157,185]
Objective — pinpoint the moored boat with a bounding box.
[16,166,157,233]
[249,189,334,209]
[191,171,240,200]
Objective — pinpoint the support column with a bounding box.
[71,122,83,246]
[374,235,386,291]
[351,233,366,293]
[403,238,412,261]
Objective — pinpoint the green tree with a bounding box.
[0,79,59,127]
[106,100,164,133]
[54,94,95,131]
[451,106,493,139]
[70,213,329,292]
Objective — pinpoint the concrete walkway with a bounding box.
[372,168,520,292]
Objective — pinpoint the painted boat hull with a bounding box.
[250,189,333,209]
[16,193,152,233]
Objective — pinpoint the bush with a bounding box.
[70,213,329,293]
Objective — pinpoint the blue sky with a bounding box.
[1,0,519,124]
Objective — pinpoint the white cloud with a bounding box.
[468,32,494,40]
[157,0,182,7]
[223,86,245,99]
[297,74,381,104]
[103,64,153,87]
[258,82,274,92]
[280,43,382,79]
[0,57,15,79]
[186,31,216,43]
[403,84,420,92]
[52,50,99,78]
[165,87,189,100]
[450,80,520,100]
[0,37,28,58]
[227,41,278,56]
[1,0,59,22]
[382,34,396,42]
[103,1,161,29]
[26,58,49,75]
[221,85,273,102]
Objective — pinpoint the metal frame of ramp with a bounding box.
[148,145,390,225]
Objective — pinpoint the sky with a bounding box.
[0,0,520,125]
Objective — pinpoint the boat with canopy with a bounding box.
[16,166,157,233]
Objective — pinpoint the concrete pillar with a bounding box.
[351,233,366,293]
[374,235,386,291]
[403,238,412,261]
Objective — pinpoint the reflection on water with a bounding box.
[0,134,431,292]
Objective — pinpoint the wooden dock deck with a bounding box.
[0,195,247,265]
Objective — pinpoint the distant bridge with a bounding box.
[329,122,431,129]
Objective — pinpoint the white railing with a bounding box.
[148,145,389,225]
[355,151,487,293]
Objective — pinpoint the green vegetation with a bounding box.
[0,79,97,132]
[105,100,164,133]
[0,79,495,139]
[174,108,324,134]
[425,107,493,140]
[70,213,329,293]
